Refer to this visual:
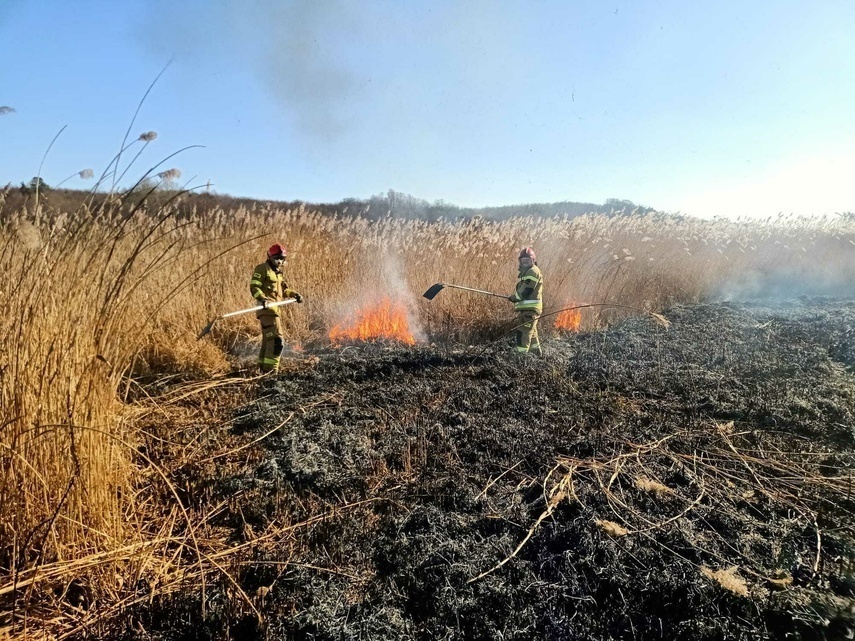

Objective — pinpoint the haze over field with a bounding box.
[1,0,854,217]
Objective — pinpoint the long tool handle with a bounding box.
[443,284,508,299]
[220,298,296,319]
[197,299,297,340]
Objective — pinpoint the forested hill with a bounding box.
[2,182,660,221]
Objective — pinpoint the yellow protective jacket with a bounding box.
[511,264,543,313]
[250,261,298,317]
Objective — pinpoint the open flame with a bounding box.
[554,307,582,332]
[329,298,416,345]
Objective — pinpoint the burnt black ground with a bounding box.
[113,298,855,640]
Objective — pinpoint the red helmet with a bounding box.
[267,243,286,259]
[519,247,536,262]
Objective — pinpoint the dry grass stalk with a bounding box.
[468,469,571,583]
[649,312,671,328]
[635,476,674,497]
[701,565,750,597]
[595,519,629,537]
[546,427,851,597]
[717,420,736,434]
[765,573,793,590]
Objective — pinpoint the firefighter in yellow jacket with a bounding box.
[250,244,303,372]
[509,247,543,354]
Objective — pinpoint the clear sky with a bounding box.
[1,0,854,218]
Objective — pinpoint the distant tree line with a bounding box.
[1,181,661,223]
[334,189,660,222]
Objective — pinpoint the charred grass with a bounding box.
[86,298,855,640]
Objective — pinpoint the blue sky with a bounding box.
[1,0,853,217]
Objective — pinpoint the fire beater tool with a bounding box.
[422,283,509,301]
[197,298,296,340]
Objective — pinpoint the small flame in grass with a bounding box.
[554,307,582,332]
[329,298,416,345]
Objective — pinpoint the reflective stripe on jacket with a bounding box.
[512,265,543,313]
[250,261,297,316]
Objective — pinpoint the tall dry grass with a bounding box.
[172,206,855,344]
[1,193,854,634]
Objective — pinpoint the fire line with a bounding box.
[329,298,417,345]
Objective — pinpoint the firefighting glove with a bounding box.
[293,292,304,303]
[508,295,516,302]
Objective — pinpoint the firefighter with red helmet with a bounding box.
[509,247,543,354]
[249,244,303,372]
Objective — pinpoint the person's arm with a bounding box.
[514,272,540,301]
[283,286,303,303]
[250,268,268,305]
[518,283,537,299]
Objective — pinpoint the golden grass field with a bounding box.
[1,191,853,636]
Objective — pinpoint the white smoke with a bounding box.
[325,246,425,344]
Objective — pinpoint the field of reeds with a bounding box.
[1,190,854,638]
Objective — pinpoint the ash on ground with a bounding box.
[122,298,855,640]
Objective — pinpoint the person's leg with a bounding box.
[531,314,542,356]
[258,315,283,372]
[516,313,533,353]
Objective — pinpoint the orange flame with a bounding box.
[554,307,582,332]
[329,298,416,345]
